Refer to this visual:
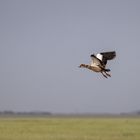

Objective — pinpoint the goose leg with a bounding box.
[101,71,108,78]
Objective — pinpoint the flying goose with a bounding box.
[79,51,116,78]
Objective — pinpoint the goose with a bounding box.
[79,51,116,78]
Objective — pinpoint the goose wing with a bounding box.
[90,54,102,67]
[100,51,116,60]
[99,51,116,65]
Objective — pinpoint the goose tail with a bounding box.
[105,69,110,72]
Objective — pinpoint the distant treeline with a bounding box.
[0,110,140,117]
[0,111,52,116]
[120,111,140,115]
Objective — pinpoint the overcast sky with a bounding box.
[0,0,140,113]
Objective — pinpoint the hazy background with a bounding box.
[0,0,140,114]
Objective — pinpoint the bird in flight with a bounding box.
[79,51,116,78]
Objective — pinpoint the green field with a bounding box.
[0,117,140,140]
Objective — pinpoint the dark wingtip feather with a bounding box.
[101,51,116,60]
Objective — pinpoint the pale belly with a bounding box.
[90,66,102,72]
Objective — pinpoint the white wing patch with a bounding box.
[90,56,101,67]
[96,53,103,61]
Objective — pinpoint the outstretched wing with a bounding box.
[100,51,116,60]
[99,51,116,65]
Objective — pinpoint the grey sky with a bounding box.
[0,0,140,113]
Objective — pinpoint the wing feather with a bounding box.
[90,54,102,67]
[90,51,116,66]
[100,51,116,60]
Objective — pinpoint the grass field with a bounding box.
[0,117,140,140]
